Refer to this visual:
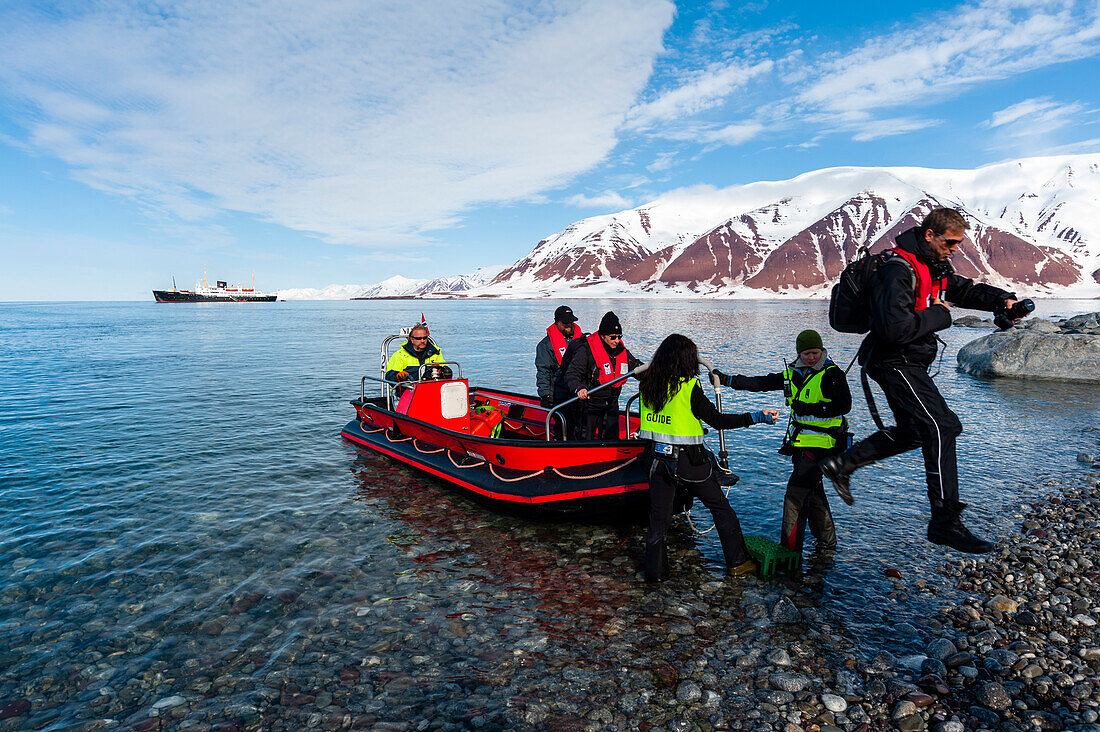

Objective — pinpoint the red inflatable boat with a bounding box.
[341,336,652,516]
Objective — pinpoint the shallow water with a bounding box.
[1,299,1098,729]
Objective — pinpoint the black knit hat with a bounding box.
[598,311,622,336]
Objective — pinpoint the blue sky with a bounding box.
[1,0,1099,300]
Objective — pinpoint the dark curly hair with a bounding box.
[639,333,699,413]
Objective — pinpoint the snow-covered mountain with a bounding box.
[282,155,1100,300]
[278,266,505,300]
[476,154,1100,299]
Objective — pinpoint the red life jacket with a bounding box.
[546,322,582,365]
[586,333,629,385]
[891,247,947,311]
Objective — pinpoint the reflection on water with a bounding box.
[0,299,1098,727]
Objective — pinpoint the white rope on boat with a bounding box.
[384,429,412,443]
[447,450,486,469]
[413,439,445,454]
[684,483,736,536]
[487,463,546,483]
[552,454,639,480]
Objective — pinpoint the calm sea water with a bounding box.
[1,298,1098,729]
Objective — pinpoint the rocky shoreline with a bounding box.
[2,465,1098,731]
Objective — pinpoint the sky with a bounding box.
[1,0,1099,300]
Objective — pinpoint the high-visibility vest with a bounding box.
[891,247,947,311]
[587,333,629,385]
[386,341,444,377]
[546,323,582,365]
[784,363,843,449]
[638,378,705,444]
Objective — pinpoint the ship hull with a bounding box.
[153,290,277,303]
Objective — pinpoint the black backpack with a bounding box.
[829,246,912,334]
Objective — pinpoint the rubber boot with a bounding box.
[927,500,995,554]
[645,541,670,583]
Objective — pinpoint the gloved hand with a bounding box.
[395,370,409,382]
[540,395,553,408]
[710,369,729,386]
[751,409,779,425]
[790,399,812,416]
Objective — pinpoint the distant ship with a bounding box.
[153,271,278,303]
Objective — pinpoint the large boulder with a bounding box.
[957,312,1100,382]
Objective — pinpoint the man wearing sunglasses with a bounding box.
[821,208,1028,554]
[385,322,447,388]
[564,311,643,440]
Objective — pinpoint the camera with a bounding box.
[993,298,1035,330]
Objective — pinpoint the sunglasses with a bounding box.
[935,233,963,247]
[604,334,621,341]
[410,335,428,341]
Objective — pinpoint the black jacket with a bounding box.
[722,360,851,418]
[861,227,1014,368]
[688,382,757,429]
[535,328,583,401]
[562,337,643,410]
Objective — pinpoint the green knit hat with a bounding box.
[795,329,823,353]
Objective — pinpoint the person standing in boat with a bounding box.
[639,333,780,582]
[535,305,583,409]
[711,330,851,554]
[385,323,447,390]
[564,312,643,440]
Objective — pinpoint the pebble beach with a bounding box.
[4,461,1096,731]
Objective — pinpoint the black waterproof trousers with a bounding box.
[583,405,620,441]
[844,364,962,506]
[645,453,748,581]
[782,447,837,552]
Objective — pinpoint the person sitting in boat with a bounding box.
[385,324,449,390]
[564,311,643,440]
[535,305,583,409]
[639,333,780,582]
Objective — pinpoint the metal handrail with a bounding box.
[544,363,649,441]
[360,374,405,402]
[623,392,641,437]
[698,356,733,474]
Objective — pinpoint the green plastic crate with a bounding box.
[744,535,802,577]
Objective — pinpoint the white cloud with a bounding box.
[849,116,940,142]
[647,151,678,172]
[799,0,1100,127]
[567,191,634,209]
[699,121,766,145]
[984,97,1085,134]
[0,0,675,246]
[624,60,773,130]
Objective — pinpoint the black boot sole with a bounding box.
[820,458,854,506]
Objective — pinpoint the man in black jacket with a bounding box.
[820,208,1028,553]
[535,305,582,408]
[564,311,643,440]
[714,329,851,553]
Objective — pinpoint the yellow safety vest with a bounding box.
[638,378,705,444]
[784,364,843,449]
[386,342,445,377]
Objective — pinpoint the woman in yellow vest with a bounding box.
[712,330,852,553]
[639,334,780,582]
